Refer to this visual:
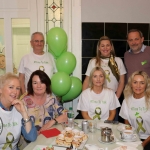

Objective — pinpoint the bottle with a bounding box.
[67,107,74,129]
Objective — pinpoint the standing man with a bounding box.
[18,32,57,94]
[124,29,150,80]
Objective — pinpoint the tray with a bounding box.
[51,137,88,150]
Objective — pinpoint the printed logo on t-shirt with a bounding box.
[135,112,146,133]
[141,60,147,65]
[131,106,147,112]
[3,122,18,128]
[34,60,49,64]
[93,107,101,120]
[2,132,14,149]
[0,117,3,135]
[39,66,45,71]
[90,100,106,104]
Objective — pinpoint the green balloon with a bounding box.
[62,76,82,102]
[51,72,71,96]
[56,52,76,75]
[47,27,67,58]
[48,45,67,59]
[48,49,58,59]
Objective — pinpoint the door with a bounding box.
[0,0,44,74]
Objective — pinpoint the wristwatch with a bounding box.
[21,117,31,126]
[53,118,58,124]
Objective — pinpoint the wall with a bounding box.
[81,0,150,81]
[63,0,150,116]
[81,0,150,23]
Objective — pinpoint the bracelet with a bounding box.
[53,118,58,124]
[22,117,31,126]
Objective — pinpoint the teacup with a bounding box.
[121,130,136,140]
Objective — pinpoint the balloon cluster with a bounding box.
[47,27,82,103]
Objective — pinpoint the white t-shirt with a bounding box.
[85,57,126,92]
[119,96,150,139]
[77,88,120,121]
[0,107,22,150]
[18,52,57,89]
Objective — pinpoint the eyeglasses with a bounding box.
[33,40,44,44]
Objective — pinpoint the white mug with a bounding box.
[122,130,136,140]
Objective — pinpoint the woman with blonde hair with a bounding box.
[119,71,150,150]
[83,36,126,99]
[0,73,37,149]
[77,67,120,120]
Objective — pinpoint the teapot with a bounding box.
[101,127,113,142]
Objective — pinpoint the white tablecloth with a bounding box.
[23,120,143,150]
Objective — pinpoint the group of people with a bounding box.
[0,32,67,150]
[78,29,150,150]
[0,29,150,150]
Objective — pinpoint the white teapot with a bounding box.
[84,144,104,150]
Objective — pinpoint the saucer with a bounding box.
[120,135,137,142]
[98,136,115,144]
[117,124,135,132]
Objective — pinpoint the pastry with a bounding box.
[61,130,66,135]
[42,145,54,150]
[65,127,72,133]
[64,135,73,142]
[125,125,132,130]
[72,140,81,148]
[82,134,88,141]
[79,131,84,136]
[56,138,64,145]
[63,141,71,147]
[74,135,82,142]
[72,129,80,135]
[55,127,88,148]
[57,134,65,140]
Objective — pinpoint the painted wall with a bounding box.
[81,0,150,23]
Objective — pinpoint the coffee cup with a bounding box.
[121,130,136,140]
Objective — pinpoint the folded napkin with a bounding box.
[40,128,61,138]
[116,141,142,148]
[113,146,138,150]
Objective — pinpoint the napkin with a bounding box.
[116,141,142,148]
[40,128,61,138]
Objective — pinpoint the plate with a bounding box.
[117,124,135,132]
[33,145,66,150]
[113,146,137,150]
[96,123,112,130]
[98,136,116,144]
[120,135,137,142]
[51,137,88,150]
